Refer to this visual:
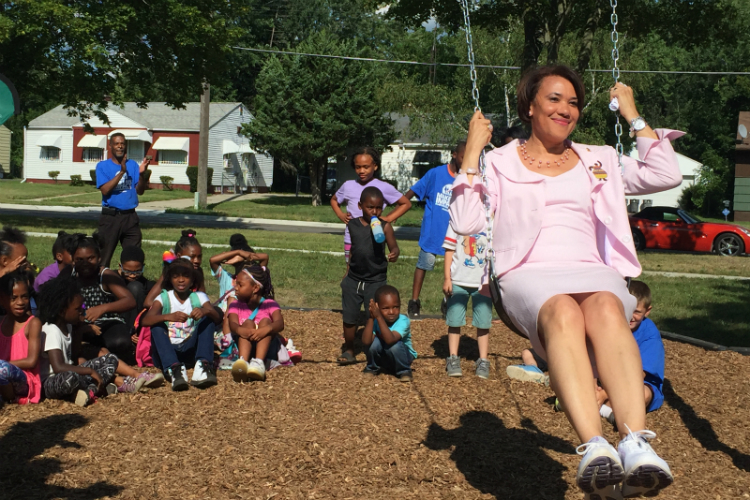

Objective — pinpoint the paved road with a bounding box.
[0,203,422,240]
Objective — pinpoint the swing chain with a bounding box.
[458,0,495,268]
[460,0,481,112]
[610,0,624,167]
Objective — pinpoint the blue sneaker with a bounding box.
[505,364,549,385]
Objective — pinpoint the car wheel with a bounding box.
[632,229,645,251]
[714,233,745,257]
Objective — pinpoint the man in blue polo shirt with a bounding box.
[403,141,465,318]
[96,132,152,267]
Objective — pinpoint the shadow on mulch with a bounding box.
[664,378,750,473]
[424,411,574,499]
[0,414,123,500]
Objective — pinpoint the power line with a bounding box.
[232,45,750,76]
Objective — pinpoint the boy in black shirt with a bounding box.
[338,187,399,365]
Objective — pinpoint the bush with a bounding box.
[48,171,60,183]
[160,175,174,191]
[185,166,214,193]
[89,169,97,185]
[10,162,22,179]
[70,175,84,186]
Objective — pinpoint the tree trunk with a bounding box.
[522,10,543,71]
[547,0,574,64]
[577,0,605,73]
[309,159,326,206]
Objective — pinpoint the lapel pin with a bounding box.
[589,161,608,181]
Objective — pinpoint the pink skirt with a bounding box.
[499,262,637,361]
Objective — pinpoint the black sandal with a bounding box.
[337,351,356,365]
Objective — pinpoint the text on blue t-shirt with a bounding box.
[410,164,456,255]
[96,158,141,210]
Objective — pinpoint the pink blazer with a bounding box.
[449,129,685,281]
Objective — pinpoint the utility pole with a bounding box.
[197,82,210,209]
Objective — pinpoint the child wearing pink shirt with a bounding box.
[229,265,292,382]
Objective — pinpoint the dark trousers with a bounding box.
[150,320,215,373]
[98,211,142,268]
[83,321,135,365]
[43,354,118,400]
[365,337,413,376]
[124,279,155,331]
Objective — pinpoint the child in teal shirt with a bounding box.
[361,285,416,382]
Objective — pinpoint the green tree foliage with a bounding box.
[0,0,248,116]
[245,31,394,206]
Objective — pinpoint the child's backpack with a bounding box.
[134,309,152,367]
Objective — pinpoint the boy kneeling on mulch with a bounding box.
[361,285,417,382]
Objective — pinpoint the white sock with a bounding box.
[600,404,613,419]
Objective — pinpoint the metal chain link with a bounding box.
[610,0,624,168]
[459,0,494,268]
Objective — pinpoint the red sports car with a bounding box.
[629,206,750,256]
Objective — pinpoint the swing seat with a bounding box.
[488,262,525,338]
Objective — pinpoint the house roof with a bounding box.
[28,102,245,131]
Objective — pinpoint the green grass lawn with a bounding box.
[0,179,194,205]
[173,195,427,227]
[0,179,97,201]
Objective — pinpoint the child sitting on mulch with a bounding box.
[442,226,492,379]
[209,234,269,366]
[0,271,42,405]
[141,258,221,392]
[361,285,416,382]
[37,275,118,407]
[144,229,207,309]
[597,280,665,425]
[338,186,400,365]
[229,264,292,383]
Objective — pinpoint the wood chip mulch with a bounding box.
[1,310,748,499]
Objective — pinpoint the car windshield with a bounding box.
[677,209,702,224]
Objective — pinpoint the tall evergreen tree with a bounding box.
[245,31,394,205]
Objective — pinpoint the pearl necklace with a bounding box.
[520,141,571,168]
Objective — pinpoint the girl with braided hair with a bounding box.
[229,264,292,383]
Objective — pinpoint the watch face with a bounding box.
[633,118,647,130]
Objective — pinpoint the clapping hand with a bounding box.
[368,299,382,320]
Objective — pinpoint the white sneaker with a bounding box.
[191,360,217,389]
[618,426,673,497]
[247,358,266,381]
[576,436,624,496]
[232,357,249,383]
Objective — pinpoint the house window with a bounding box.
[159,150,188,165]
[126,140,145,163]
[82,148,104,163]
[40,146,61,162]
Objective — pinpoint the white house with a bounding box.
[23,102,273,192]
[332,114,456,193]
[625,147,702,211]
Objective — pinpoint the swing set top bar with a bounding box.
[232,46,750,76]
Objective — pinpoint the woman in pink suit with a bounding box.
[451,65,681,498]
